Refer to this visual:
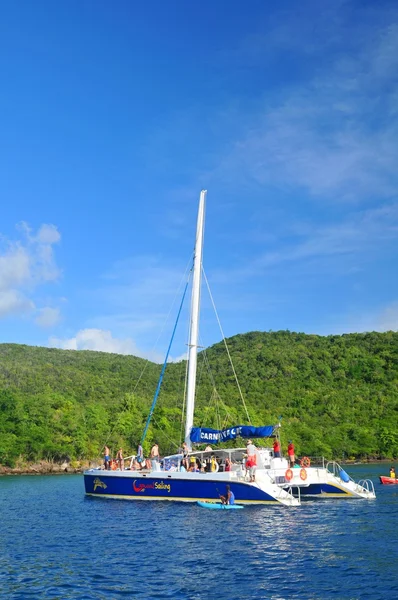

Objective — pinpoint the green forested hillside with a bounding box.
[0,330,397,466]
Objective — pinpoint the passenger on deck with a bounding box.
[205,445,212,452]
[273,438,281,458]
[245,439,257,482]
[103,445,110,470]
[224,457,231,472]
[287,441,295,467]
[150,443,160,470]
[116,448,124,471]
[182,442,190,470]
[137,443,144,467]
[220,484,235,505]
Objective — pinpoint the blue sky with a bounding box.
[0,0,397,361]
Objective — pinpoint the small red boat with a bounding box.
[379,476,398,485]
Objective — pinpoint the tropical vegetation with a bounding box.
[0,330,397,467]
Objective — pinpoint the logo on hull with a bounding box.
[133,480,171,493]
[93,478,107,491]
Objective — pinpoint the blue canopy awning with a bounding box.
[190,425,275,444]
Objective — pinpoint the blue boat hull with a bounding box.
[197,501,243,509]
[293,483,353,497]
[84,472,280,504]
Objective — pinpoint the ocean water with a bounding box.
[0,464,397,600]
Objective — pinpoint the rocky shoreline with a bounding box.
[0,460,100,475]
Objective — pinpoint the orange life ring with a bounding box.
[285,468,293,481]
[300,468,307,481]
[300,456,311,468]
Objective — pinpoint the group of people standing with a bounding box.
[103,445,124,471]
[273,438,295,467]
[102,437,294,475]
[102,442,160,471]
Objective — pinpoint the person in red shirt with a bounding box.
[287,441,295,467]
[273,438,281,458]
[245,440,257,482]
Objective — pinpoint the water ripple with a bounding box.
[0,465,397,599]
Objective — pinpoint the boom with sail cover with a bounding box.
[190,425,275,444]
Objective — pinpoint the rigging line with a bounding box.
[197,338,218,391]
[130,254,194,397]
[151,415,181,451]
[179,315,190,445]
[199,387,220,430]
[175,350,186,420]
[214,389,222,431]
[194,351,213,429]
[180,288,193,440]
[103,256,193,451]
[140,276,191,445]
[202,267,252,425]
[197,341,232,427]
[199,386,217,429]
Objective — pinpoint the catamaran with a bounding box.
[84,190,375,503]
[84,191,300,506]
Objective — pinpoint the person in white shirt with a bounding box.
[150,442,160,471]
[245,439,257,482]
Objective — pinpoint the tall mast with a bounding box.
[185,190,207,449]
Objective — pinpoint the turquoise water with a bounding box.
[0,464,397,599]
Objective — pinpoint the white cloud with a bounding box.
[0,222,62,319]
[35,224,61,245]
[325,301,398,335]
[49,328,185,363]
[212,13,398,202]
[92,255,192,335]
[172,352,188,363]
[376,302,398,332]
[35,307,61,327]
[49,328,136,354]
[0,290,34,317]
[0,245,30,291]
[213,202,398,283]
